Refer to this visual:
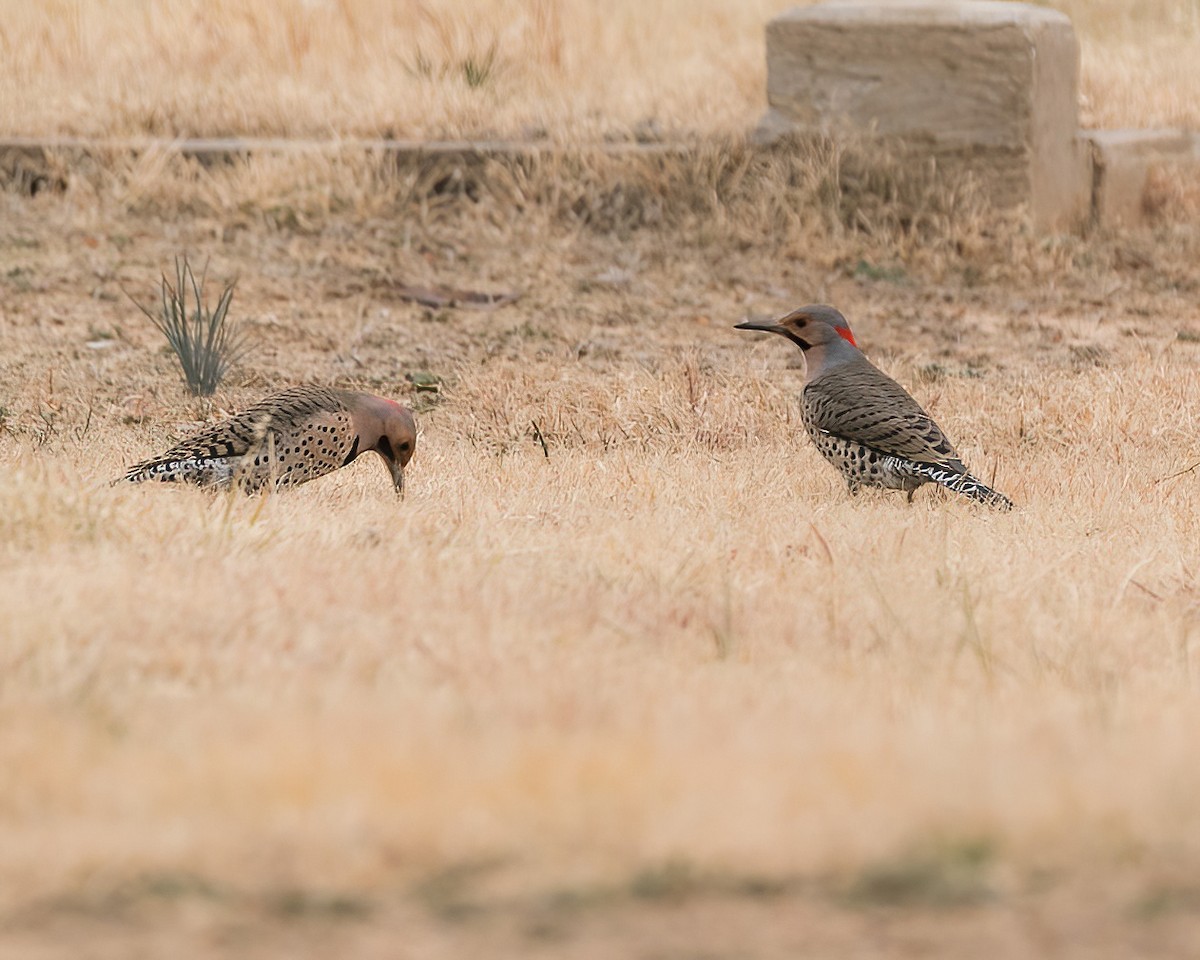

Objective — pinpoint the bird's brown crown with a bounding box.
[379,398,417,467]
[344,392,418,492]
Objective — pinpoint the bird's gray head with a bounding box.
[734,304,858,352]
[348,394,417,494]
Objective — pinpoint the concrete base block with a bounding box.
[760,0,1091,230]
[1085,130,1200,228]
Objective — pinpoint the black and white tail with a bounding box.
[892,458,1014,510]
[122,455,236,486]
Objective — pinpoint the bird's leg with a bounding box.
[266,431,278,490]
[906,489,916,504]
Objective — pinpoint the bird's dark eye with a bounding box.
[399,441,411,453]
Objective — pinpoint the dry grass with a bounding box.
[1067,0,1200,129]
[5,0,1200,956]
[0,0,781,141]
[3,0,1200,140]
[4,164,1200,954]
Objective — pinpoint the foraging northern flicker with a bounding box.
[735,305,1013,509]
[123,385,417,493]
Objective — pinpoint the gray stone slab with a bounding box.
[1085,130,1200,227]
[760,0,1091,230]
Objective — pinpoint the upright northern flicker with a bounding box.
[735,305,1013,509]
[122,385,417,493]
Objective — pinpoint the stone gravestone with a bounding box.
[758,0,1092,230]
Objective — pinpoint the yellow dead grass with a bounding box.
[3,0,1200,140]
[0,0,782,140]
[3,192,1200,940]
[4,1,1200,954]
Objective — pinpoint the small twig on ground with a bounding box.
[1153,460,1200,485]
[73,403,94,443]
[530,420,550,459]
[1129,579,1164,602]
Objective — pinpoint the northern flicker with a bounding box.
[122,385,417,493]
[735,305,1013,509]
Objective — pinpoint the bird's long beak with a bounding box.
[383,455,405,497]
[734,319,787,335]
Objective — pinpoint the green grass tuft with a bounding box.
[128,255,250,397]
